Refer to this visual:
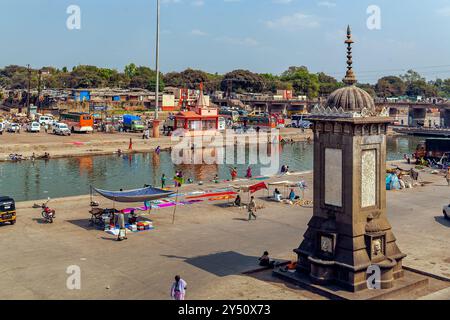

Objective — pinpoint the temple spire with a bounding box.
[343,25,357,85]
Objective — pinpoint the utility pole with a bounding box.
[37,69,42,112]
[154,0,160,120]
[26,64,31,117]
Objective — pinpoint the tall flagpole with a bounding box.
[154,0,160,120]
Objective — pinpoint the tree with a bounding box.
[400,69,425,84]
[220,70,266,94]
[129,66,164,91]
[431,78,450,98]
[405,80,437,97]
[124,63,138,79]
[164,69,222,92]
[357,83,376,97]
[70,65,105,88]
[317,72,341,96]
[280,66,319,98]
[375,76,406,97]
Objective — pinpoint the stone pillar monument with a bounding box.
[294,26,406,292]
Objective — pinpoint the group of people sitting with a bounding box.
[273,188,299,202]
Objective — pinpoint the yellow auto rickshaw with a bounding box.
[0,196,16,225]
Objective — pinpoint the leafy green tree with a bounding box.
[317,72,342,96]
[124,63,138,79]
[405,80,437,97]
[431,78,450,98]
[357,83,376,97]
[129,66,164,91]
[164,69,222,92]
[400,70,425,84]
[220,69,266,93]
[281,66,319,98]
[375,76,406,97]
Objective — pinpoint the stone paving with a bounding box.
[0,163,449,299]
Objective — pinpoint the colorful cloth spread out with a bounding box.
[158,202,177,208]
[249,182,268,194]
[187,191,237,199]
[209,195,235,201]
[122,206,149,213]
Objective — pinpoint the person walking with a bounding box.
[247,196,257,221]
[170,275,187,300]
[446,168,450,186]
[117,211,127,241]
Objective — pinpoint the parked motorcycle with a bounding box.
[41,198,56,223]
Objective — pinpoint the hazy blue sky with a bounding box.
[1,0,450,83]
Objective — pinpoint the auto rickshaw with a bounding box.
[0,196,16,225]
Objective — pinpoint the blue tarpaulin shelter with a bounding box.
[92,186,175,203]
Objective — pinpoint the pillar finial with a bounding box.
[343,25,357,85]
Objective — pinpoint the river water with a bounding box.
[0,136,422,202]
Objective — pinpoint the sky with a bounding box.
[1,0,450,83]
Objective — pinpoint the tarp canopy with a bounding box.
[249,182,268,194]
[93,186,175,203]
[232,182,268,194]
[268,181,294,187]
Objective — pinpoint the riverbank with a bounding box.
[0,128,313,161]
[2,161,449,299]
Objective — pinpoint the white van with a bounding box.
[38,116,53,126]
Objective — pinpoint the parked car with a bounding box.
[27,122,41,133]
[38,115,53,126]
[53,123,71,136]
[0,122,4,135]
[443,204,450,220]
[7,123,20,133]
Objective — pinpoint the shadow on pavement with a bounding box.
[161,251,260,277]
[67,219,97,231]
[434,216,450,227]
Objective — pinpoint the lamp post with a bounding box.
[154,0,160,120]
[27,64,31,117]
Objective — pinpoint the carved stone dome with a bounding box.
[325,25,376,113]
[326,85,375,112]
